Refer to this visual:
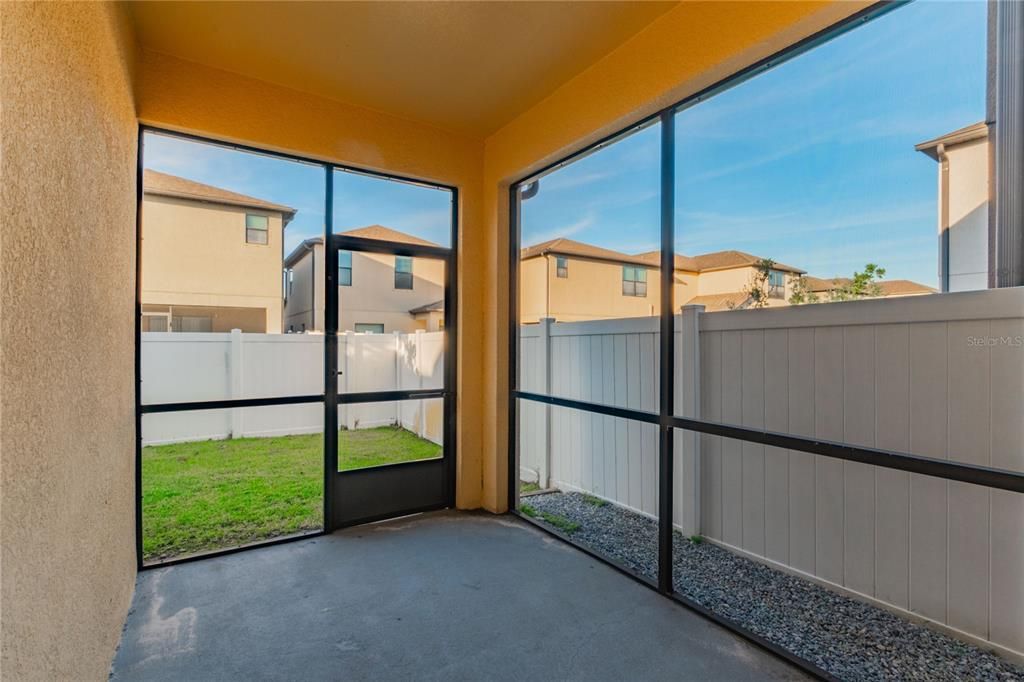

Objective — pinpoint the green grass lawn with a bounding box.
[142,425,441,563]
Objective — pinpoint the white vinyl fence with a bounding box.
[519,287,1024,657]
[141,329,444,446]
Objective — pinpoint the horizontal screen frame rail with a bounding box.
[331,235,454,260]
[142,389,450,414]
[514,390,1024,494]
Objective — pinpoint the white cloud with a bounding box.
[524,213,595,247]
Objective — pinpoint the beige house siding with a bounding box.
[344,251,444,332]
[944,137,990,292]
[523,255,656,323]
[673,270,701,307]
[283,242,445,333]
[519,256,550,324]
[697,265,795,306]
[141,194,285,332]
[521,254,800,322]
[550,257,656,321]
[284,241,321,332]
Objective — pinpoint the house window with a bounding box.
[355,323,384,334]
[283,268,294,301]
[245,214,268,244]
[395,256,413,289]
[172,315,213,332]
[339,250,352,286]
[767,270,786,299]
[142,314,169,332]
[556,256,568,278]
[622,266,647,297]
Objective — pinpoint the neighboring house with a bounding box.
[916,122,990,292]
[283,225,445,333]
[801,276,935,300]
[141,170,295,333]
[519,238,804,322]
[640,250,804,310]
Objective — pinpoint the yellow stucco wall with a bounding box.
[1,2,138,679]
[481,1,872,511]
[135,49,487,509]
[141,195,285,332]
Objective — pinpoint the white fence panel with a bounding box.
[142,329,445,447]
[518,287,1024,656]
[520,317,660,516]
[694,288,1024,654]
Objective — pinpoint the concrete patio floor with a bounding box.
[111,511,808,681]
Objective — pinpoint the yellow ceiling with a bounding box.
[127,1,678,137]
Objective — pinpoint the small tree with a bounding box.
[741,258,775,309]
[829,263,886,301]
[788,276,819,305]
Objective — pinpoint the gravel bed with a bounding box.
[523,491,1023,682]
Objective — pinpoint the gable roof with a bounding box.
[915,121,988,161]
[803,275,935,296]
[803,275,850,292]
[635,251,702,271]
[521,238,652,266]
[687,291,752,311]
[685,250,804,274]
[338,225,439,247]
[283,225,441,267]
[143,169,296,223]
[283,237,323,268]
[409,300,444,314]
[638,249,803,274]
[523,237,806,274]
[877,280,937,296]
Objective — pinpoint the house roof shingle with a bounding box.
[915,121,988,161]
[143,169,297,222]
[803,275,935,296]
[409,300,444,314]
[876,280,937,296]
[522,238,805,274]
[685,250,804,274]
[520,238,652,266]
[686,291,752,311]
[282,225,441,267]
[338,225,440,247]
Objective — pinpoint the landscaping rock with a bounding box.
[523,491,1024,682]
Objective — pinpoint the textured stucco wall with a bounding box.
[1,3,138,679]
[480,1,873,511]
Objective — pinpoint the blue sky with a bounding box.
[145,0,987,287]
[143,136,452,256]
[521,0,988,287]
